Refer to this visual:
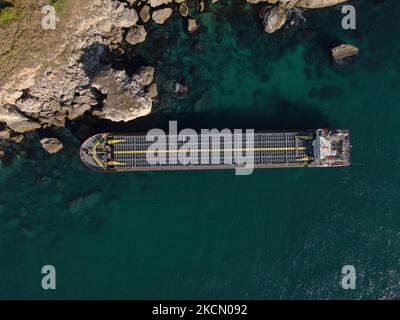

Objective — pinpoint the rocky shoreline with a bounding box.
[0,0,354,156]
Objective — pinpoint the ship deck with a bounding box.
[107,132,314,170]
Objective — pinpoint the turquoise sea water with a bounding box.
[1,0,400,299]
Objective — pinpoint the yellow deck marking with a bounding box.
[296,156,314,161]
[107,139,126,144]
[92,140,106,168]
[107,161,126,166]
[114,147,307,155]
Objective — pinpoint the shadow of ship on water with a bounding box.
[68,98,331,140]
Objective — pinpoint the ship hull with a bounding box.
[80,129,351,172]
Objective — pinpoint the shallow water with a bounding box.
[1,0,400,299]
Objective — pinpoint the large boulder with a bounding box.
[115,8,139,28]
[152,8,173,24]
[331,44,359,61]
[126,25,147,45]
[40,138,64,154]
[140,5,151,22]
[263,7,287,33]
[92,67,153,122]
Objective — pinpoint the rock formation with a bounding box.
[179,2,189,17]
[187,19,199,33]
[258,0,348,32]
[0,105,41,133]
[0,0,155,145]
[40,138,64,154]
[126,25,148,45]
[152,8,173,24]
[140,5,151,22]
[331,44,359,61]
[92,67,154,122]
[263,7,287,33]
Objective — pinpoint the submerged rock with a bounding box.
[69,192,101,215]
[40,138,64,154]
[331,44,359,61]
[167,79,190,97]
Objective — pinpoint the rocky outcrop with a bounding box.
[40,138,64,154]
[263,7,287,33]
[92,67,154,122]
[256,0,347,34]
[331,44,359,61]
[114,7,139,27]
[0,0,154,144]
[0,105,41,133]
[152,8,173,24]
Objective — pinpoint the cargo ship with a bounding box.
[80,129,351,172]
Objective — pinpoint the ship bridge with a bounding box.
[313,129,351,167]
